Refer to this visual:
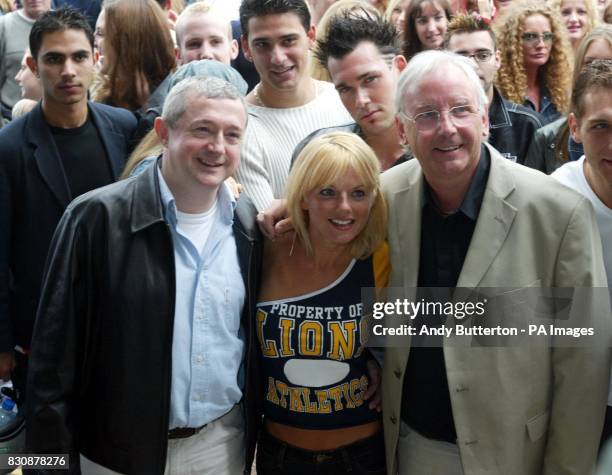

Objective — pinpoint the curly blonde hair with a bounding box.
[494,0,572,114]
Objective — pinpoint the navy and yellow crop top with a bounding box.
[256,244,389,429]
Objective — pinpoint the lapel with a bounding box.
[28,103,72,209]
[89,102,128,180]
[456,144,517,288]
[387,164,424,365]
[391,168,423,289]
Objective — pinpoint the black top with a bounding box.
[401,146,491,443]
[49,116,114,200]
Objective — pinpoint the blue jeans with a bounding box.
[256,429,386,475]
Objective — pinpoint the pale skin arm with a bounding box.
[256,198,293,240]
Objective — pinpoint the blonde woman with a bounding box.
[385,0,410,33]
[256,132,388,475]
[495,0,572,123]
[550,0,600,52]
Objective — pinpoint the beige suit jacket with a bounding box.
[381,146,611,475]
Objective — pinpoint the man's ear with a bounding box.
[306,24,316,49]
[392,55,407,74]
[26,56,38,77]
[396,115,409,147]
[241,35,252,62]
[230,39,239,61]
[154,116,170,147]
[568,112,582,143]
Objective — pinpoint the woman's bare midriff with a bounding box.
[264,418,382,451]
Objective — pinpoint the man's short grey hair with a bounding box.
[394,50,488,116]
[162,76,247,128]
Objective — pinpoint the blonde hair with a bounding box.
[310,0,379,81]
[121,129,163,179]
[549,0,599,49]
[175,1,232,45]
[286,132,387,259]
[494,0,572,114]
[385,0,406,21]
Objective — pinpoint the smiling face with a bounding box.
[242,12,315,94]
[328,41,401,138]
[397,63,487,184]
[414,1,448,51]
[302,167,374,249]
[570,87,612,200]
[28,28,95,110]
[23,0,51,20]
[560,0,589,44]
[177,13,239,65]
[521,14,553,70]
[391,0,410,34]
[157,95,247,196]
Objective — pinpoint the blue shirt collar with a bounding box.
[156,162,237,227]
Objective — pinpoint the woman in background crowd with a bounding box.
[495,0,572,123]
[94,0,176,113]
[385,0,410,34]
[402,0,452,61]
[311,0,380,81]
[525,24,612,172]
[550,0,599,52]
[256,132,388,475]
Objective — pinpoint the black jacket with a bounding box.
[0,101,137,353]
[26,162,263,475]
[488,87,543,165]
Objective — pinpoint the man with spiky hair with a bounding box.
[293,11,409,171]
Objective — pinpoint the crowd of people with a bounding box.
[0,0,610,474]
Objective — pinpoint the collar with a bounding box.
[488,87,511,129]
[422,144,491,221]
[156,159,237,227]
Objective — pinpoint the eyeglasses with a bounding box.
[521,32,554,44]
[456,50,494,63]
[399,105,479,132]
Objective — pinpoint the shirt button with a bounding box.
[195,355,204,363]
[390,415,397,424]
[455,384,469,393]
[394,368,402,379]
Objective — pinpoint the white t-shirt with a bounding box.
[552,156,612,404]
[236,80,352,211]
[176,200,218,255]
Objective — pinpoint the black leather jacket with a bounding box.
[26,161,263,475]
[488,87,544,165]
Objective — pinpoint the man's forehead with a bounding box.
[247,12,307,40]
[182,95,247,126]
[39,29,92,53]
[448,31,495,51]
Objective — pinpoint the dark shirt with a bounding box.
[523,85,561,125]
[49,115,113,199]
[401,145,491,443]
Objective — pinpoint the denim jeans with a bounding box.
[256,429,386,475]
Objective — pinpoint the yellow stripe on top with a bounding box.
[373,241,390,289]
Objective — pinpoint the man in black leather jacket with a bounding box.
[26,77,262,475]
[445,13,543,165]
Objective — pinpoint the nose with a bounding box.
[438,110,457,135]
[198,43,214,60]
[338,193,352,212]
[569,10,578,22]
[206,131,225,155]
[270,44,287,65]
[355,87,370,109]
[61,59,76,78]
[15,69,22,83]
[426,18,437,33]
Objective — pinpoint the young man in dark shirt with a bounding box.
[0,7,136,404]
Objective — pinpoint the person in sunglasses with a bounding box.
[494,0,573,124]
[444,12,544,164]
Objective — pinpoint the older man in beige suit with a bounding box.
[382,50,611,475]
